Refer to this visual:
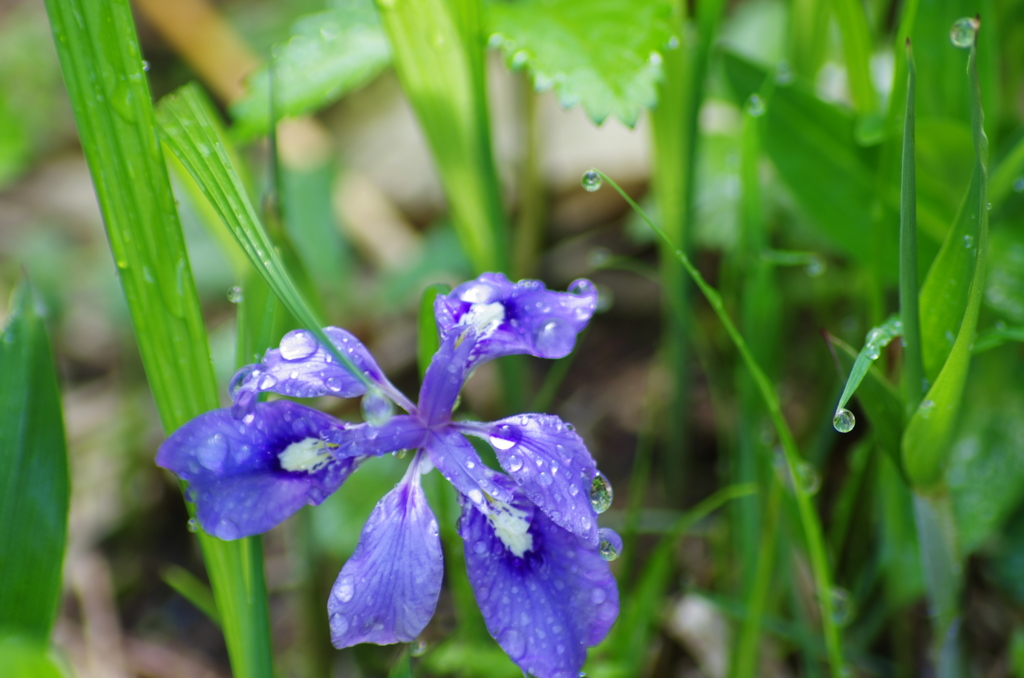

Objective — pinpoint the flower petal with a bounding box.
[417,327,477,426]
[329,460,443,647]
[459,414,599,544]
[459,476,619,678]
[423,428,514,510]
[434,273,598,369]
[157,401,362,539]
[230,327,390,416]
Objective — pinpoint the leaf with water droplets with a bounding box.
[231,1,391,139]
[487,0,674,126]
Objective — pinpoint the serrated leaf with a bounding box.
[487,0,674,127]
[720,51,899,277]
[0,281,68,640]
[231,0,391,140]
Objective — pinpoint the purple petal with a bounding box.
[157,401,360,539]
[230,327,390,416]
[329,460,443,647]
[434,273,598,369]
[423,428,514,510]
[459,414,599,544]
[459,476,619,678]
[417,327,477,426]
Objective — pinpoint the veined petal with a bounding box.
[417,327,477,426]
[434,273,598,369]
[459,475,619,678]
[459,414,599,544]
[230,327,393,416]
[329,458,443,647]
[157,401,360,539]
[423,428,514,510]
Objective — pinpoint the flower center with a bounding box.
[487,501,534,557]
[278,438,337,474]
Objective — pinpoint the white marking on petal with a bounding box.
[487,501,533,557]
[278,437,335,473]
[461,301,505,338]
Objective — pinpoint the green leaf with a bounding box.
[720,50,898,277]
[0,636,67,678]
[983,226,1024,324]
[0,281,68,640]
[418,283,450,380]
[162,565,221,626]
[903,31,989,492]
[487,0,674,127]
[41,2,275,674]
[230,1,391,140]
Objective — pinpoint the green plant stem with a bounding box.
[899,42,925,414]
[913,494,965,677]
[512,73,544,280]
[597,171,846,675]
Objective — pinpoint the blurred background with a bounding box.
[2,0,1024,676]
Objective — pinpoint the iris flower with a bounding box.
[157,273,620,677]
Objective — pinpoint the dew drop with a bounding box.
[589,472,613,513]
[331,613,349,636]
[361,388,394,426]
[186,518,198,533]
[473,541,488,555]
[919,399,936,418]
[280,329,319,361]
[581,170,602,192]
[963,234,974,248]
[335,575,355,603]
[258,374,278,390]
[499,628,526,659]
[795,462,821,496]
[198,433,229,471]
[805,255,826,277]
[830,587,854,626]
[507,454,524,472]
[141,59,151,72]
[833,408,856,433]
[533,318,575,358]
[949,17,977,48]
[598,528,622,561]
[1013,176,1024,193]
[490,425,519,450]
[410,639,428,657]
[227,286,243,303]
[591,588,607,604]
[745,93,766,117]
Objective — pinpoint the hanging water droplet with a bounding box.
[919,399,936,418]
[186,518,198,533]
[830,587,854,626]
[410,639,428,657]
[280,329,318,361]
[795,462,821,496]
[949,17,978,48]
[590,472,613,513]
[1013,176,1024,193]
[335,575,355,602]
[745,93,766,117]
[865,344,881,360]
[581,170,602,192]
[227,286,243,303]
[598,528,622,561]
[141,60,151,72]
[805,255,826,277]
[833,408,856,433]
[533,318,575,358]
[361,388,394,426]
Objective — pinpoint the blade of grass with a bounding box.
[42,2,274,675]
[0,280,69,641]
[594,170,847,675]
[900,40,925,413]
[162,565,221,625]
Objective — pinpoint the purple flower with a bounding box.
[157,273,619,678]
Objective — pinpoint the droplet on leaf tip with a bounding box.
[581,170,602,192]
[833,408,856,433]
[949,17,978,48]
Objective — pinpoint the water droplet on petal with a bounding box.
[598,528,622,561]
[581,170,602,192]
[473,541,487,554]
[833,408,856,433]
[949,17,978,48]
[331,613,349,636]
[335,575,355,603]
[590,472,613,513]
[490,424,520,450]
[280,329,319,361]
[227,286,243,303]
[361,388,394,426]
[198,433,229,471]
[499,628,525,658]
[506,454,524,472]
[591,587,606,604]
[258,374,277,390]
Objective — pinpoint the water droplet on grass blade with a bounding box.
[964,234,975,248]
[187,518,198,533]
[830,587,854,625]
[227,286,243,303]
[795,462,821,495]
[598,528,622,561]
[581,170,602,192]
[745,93,766,117]
[590,472,613,513]
[833,408,856,433]
[949,17,978,48]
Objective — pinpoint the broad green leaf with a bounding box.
[0,636,67,678]
[947,349,1024,553]
[903,32,989,492]
[720,51,899,277]
[42,2,274,674]
[487,0,674,127]
[231,1,391,140]
[0,281,68,640]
